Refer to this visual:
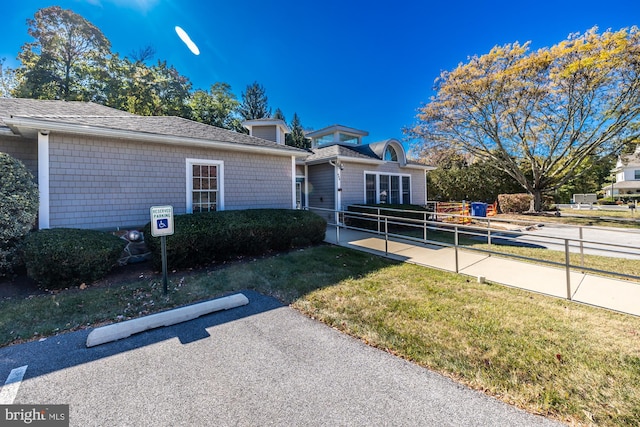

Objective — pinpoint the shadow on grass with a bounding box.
[0,245,398,382]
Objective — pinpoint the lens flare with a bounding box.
[175,26,200,55]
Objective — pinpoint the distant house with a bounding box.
[0,99,433,230]
[603,145,640,198]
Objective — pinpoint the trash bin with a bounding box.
[471,202,487,217]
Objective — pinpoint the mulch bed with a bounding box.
[0,262,157,300]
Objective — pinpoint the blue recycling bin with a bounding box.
[471,202,487,217]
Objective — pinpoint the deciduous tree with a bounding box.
[0,59,16,98]
[104,56,192,116]
[409,27,640,211]
[189,82,242,131]
[14,6,111,101]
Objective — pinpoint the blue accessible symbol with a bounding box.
[157,218,169,229]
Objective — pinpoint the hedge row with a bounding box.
[497,193,555,213]
[143,209,327,269]
[21,228,126,289]
[497,194,533,213]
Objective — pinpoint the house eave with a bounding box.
[0,127,18,137]
[306,155,435,170]
[4,117,309,158]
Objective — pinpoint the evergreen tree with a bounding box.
[238,81,271,120]
[286,113,310,149]
[273,108,285,121]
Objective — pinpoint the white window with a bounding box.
[186,159,224,213]
[384,146,398,161]
[365,174,376,204]
[364,172,411,204]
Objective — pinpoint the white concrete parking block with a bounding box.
[86,293,249,347]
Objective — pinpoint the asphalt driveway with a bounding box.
[0,291,560,426]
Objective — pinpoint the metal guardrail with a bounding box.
[307,206,640,300]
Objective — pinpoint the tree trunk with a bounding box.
[528,191,543,212]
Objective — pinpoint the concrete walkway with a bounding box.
[325,226,640,317]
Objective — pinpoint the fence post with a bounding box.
[487,218,492,247]
[423,211,427,242]
[454,226,459,273]
[385,217,389,256]
[377,208,381,235]
[579,227,584,268]
[336,217,340,244]
[565,239,572,300]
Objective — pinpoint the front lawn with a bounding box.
[1,245,638,426]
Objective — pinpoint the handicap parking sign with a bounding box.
[150,206,174,237]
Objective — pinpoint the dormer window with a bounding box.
[384,146,398,162]
[306,125,369,148]
[339,133,359,145]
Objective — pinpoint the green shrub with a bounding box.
[597,197,618,205]
[143,209,327,269]
[22,228,126,289]
[0,152,38,276]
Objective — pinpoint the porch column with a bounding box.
[291,156,296,209]
[304,164,309,209]
[38,131,50,229]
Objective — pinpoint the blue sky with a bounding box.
[3,1,640,145]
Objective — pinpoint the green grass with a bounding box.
[1,244,639,426]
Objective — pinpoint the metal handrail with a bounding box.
[307,206,640,300]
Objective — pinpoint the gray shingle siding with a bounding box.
[251,126,277,143]
[0,135,38,179]
[307,163,335,221]
[46,133,293,229]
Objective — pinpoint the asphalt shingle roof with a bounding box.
[306,144,380,162]
[0,98,306,154]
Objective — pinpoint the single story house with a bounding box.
[0,99,433,230]
[603,145,640,198]
[0,98,308,230]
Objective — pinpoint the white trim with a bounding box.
[291,156,296,209]
[304,164,309,209]
[425,170,429,203]
[305,155,435,170]
[37,132,50,229]
[363,170,412,204]
[185,158,224,213]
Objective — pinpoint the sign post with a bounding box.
[150,206,174,295]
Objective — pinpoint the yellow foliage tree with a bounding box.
[409,27,640,211]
